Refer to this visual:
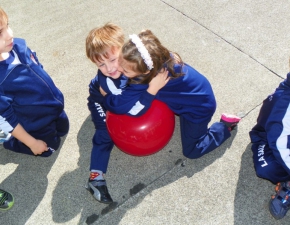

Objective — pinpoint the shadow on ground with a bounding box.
[234,143,289,225]
[51,115,238,224]
[0,138,66,225]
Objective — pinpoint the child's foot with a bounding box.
[0,130,11,144]
[0,189,14,211]
[269,181,290,220]
[220,113,241,131]
[86,179,113,204]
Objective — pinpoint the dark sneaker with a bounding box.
[269,181,290,220]
[0,189,14,211]
[86,179,113,204]
[0,130,11,144]
[220,113,241,131]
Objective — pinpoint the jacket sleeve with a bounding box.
[103,84,155,116]
[88,76,105,104]
[0,88,18,133]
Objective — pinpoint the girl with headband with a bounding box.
[102,29,241,160]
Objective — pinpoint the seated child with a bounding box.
[102,29,241,160]
[250,73,290,220]
[0,7,69,157]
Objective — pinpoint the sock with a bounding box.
[90,170,104,181]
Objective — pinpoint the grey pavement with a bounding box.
[0,0,289,224]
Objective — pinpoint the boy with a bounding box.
[0,189,14,210]
[250,72,290,220]
[0,7,69,157]
[85,23,127,204]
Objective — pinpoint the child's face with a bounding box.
[118,56,140,79]
[0,20,13,59]
[94,47,121,79]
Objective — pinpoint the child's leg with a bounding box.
[251,143,290,184]
[90,129,114,173]
[3,123,61,157]
[87,101,114,204]
[180,116,231,159]
[55,110,69,137]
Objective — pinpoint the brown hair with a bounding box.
[86,23,124,63]
[0,7,8,26]
[121,29,184,84]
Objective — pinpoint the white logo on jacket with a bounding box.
[257,144,268,167]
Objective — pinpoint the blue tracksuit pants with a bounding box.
[3,110,69,157]
[88,101,114,173]
[180,116,231,159]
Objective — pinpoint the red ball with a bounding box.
[106,100,175,156]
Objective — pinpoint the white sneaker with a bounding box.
[0,130,11,144]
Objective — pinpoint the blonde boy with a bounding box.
[85,23,126,204]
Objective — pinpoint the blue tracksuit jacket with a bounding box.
[0,38,65,134]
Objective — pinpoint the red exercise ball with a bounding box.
[106,99,175,156]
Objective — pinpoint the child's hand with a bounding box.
[100,87,107,96]
[29,139,48,155]
[11,123,48,155]
[147,69,169,95]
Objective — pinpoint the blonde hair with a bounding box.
[121,30,184,84]
[86,23,124,63]
[0,7,8,26]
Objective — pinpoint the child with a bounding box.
[250,73,290,220]
[0,189,14,210]
[85,24,168,204]
[85,23,127,204]
[0,7,69,157]
[102,29,241,161]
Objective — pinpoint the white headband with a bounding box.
[129,34,154,70]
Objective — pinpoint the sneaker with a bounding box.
[0,130,11,144]
[86,179,113,204]
[269,181,290,220]
[220,113,241,131]
[0,189,14,211]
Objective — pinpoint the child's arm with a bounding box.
[11,124,48,155]
[88,76,106,104]
[103,70,169,116]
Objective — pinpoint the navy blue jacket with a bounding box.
[0,38,64,133]
[250,73,290,173]
[104,63,216,123]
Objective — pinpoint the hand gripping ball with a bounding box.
[106,100,175,156]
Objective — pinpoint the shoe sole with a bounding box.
[221,113,241,123]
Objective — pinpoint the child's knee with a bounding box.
[254,164,269,179]
[254,163,281,184]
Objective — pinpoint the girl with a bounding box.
[103,29,241,159]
